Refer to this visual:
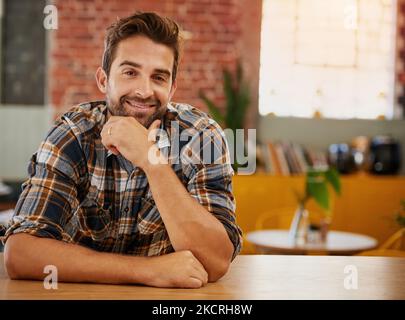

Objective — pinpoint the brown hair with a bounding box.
[102,11,182,82]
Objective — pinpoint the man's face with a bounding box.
[98,35,176,128]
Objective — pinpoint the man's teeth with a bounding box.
[126,100,153,109]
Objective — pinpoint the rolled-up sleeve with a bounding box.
[1,121,85,245]
[184,122,243,261]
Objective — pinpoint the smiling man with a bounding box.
[1,12,242,288]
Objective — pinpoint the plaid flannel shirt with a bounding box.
[1,101,242,259]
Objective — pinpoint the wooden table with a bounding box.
[246,230,378,255]
[1,253,404,299]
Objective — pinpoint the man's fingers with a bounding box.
[100,124,120,155]
[102,118,122,137]
[186,277,204,288]
[107,116,125,123]
[148,119,161,130]
[103,138,120,155]
[187,253,208,285]
[192,264,208,285]
[191,254,207,273]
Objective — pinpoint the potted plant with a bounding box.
[289,167,341,244]
[374,201,405,252]
[393,200,405,250]
[199,61,251,171]
[396,200,405,228]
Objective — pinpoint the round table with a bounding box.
[246,230,378,255]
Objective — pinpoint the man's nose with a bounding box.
[134,78,153,99]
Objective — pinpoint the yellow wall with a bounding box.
[233,174,405,254]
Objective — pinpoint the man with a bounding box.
[2,12,242,288]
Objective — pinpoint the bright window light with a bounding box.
[259,0,397,119]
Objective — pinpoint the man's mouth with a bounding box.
[125,99,156,110]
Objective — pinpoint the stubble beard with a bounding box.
[106,94,166,128]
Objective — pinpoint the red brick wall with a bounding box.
[49,0,262,128]
[397,0,405,115]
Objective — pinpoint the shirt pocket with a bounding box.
[75,188,112,242]
[137,197,165,235]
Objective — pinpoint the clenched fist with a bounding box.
[141,250,209,288]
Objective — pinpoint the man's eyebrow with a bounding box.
[118,60,171,78]
[119,60,141,68]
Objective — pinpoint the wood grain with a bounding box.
[1,254,404,299]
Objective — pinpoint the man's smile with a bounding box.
[125,99,157,112]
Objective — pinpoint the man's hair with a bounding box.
[102,11,182,82]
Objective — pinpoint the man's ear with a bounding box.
[169,80,177,101]
[95,67,108,94]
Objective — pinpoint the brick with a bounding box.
[49,0,262,128]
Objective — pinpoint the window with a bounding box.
[259,0,398,119]
[1,0,46,105]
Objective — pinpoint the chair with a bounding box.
[357,228,405,257]
[243,206,327,255]
[379,228,405,250]
[240,207,298,255]
[255,206,324,230]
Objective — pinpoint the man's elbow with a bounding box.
[3,234,27,279]
[208,258,231,283]
[207,241,234,282]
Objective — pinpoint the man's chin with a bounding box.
[136,117,151,128]
[111,108,150,127]
[131,114,158,128]
[107,102,165,128]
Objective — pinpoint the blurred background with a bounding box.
[0,0,405,255]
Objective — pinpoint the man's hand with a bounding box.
[5,234,209,288]
[141,250,209,288]
[100,116,161,168]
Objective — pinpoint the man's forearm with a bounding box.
[143,161,234,281]
[4,233,149,284]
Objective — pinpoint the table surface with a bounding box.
[1,253,404,299]
[246,230,378,255]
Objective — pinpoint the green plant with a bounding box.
[199,61,250,131]
[199,61,251,170]
[294,167,341,214]
[395,200,405,228]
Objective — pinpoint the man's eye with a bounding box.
[124,70,135,76]
[153,75,166,82]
